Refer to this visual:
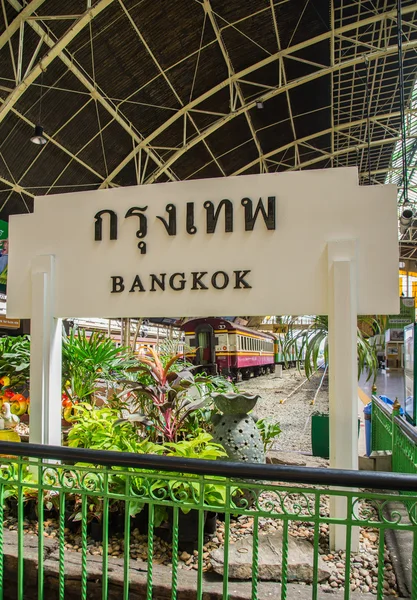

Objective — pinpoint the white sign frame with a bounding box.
[7,168,399,551]
[7,168,398,318]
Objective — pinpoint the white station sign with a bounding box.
[7,168,399,318]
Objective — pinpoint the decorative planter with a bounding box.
[211,393,265,464]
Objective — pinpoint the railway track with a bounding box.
[279,363,327,404]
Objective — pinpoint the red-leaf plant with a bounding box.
[115,348,209,442]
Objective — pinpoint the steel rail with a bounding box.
[0,440,416,491]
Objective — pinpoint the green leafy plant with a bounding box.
[284,315,381,381]
[164,431,227,459]
[256,418,281,453]
[67,403,163,454]
[115,347,213,442]
[62,329,134,403]
[0,335,31,391]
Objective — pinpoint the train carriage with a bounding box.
[181,318,275,380]
[271,332,306,368]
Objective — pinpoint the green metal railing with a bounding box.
[371,397,393,453]
[371,395,417,475]
[0,441,416,599]
[393,417,417,475]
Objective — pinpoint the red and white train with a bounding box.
[181,317,275,380]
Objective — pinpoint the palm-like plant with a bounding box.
[62,329,134,402]
[284,315,382,380]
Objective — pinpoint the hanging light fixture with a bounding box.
[30,70,46,145]
[30,124,46,145]
[400,203,414,234]
[397,0,413,233]
[256,101,264,109]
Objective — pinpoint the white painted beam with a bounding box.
[327,240,359,552]
[145,38,417,184]
[0,0,46,50]
[28,255,62,445]
[99,4,417,186]
[7,0,178,184]
[0,0,114,124]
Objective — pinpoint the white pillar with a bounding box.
[327,240,359,551]
[29,255,62,445]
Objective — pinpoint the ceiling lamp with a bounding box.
[256,101,264,109]
[30,70,46,146]
[30,124,46,145]
[400,203,414,234]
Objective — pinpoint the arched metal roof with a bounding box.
[0,0,416,249]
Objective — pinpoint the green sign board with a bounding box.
[0,220,8,295]
[387,297,415,328]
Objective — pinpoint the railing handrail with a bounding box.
[394,414,417,445]
[0,441,417,492]
[372,394,394,418]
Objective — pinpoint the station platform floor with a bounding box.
[359,369,404,407]
[356,369,404,457]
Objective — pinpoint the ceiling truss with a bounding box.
[0,0,415,239]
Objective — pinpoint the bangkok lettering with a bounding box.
[110,270,252,293]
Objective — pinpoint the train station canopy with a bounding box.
[0,1,417,260]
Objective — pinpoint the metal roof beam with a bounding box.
[228,110,408,176]
[145,38,417,184]
[0,0,46,50]
[0,0,114,124]
[0,174,34,198]
[101,4,417,188]
[7,0,178,184]
[117,0,225,178]
[8,103,111,186]
[203,0,268,173]
[289,136,403,172]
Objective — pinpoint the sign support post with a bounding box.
[29,255,62,446]
[327,240,359,551]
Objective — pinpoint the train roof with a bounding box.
[181,318,275,340]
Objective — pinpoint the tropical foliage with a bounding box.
[62,329,133,403]
[0,335,30,392]
[256,418,282,452]
[114,347,222,442]
[284,315,383,380]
